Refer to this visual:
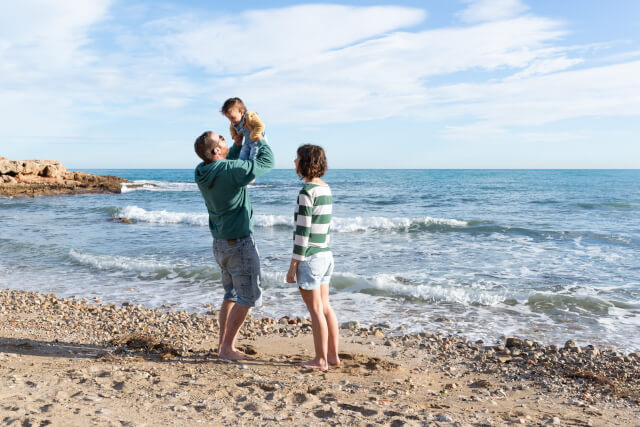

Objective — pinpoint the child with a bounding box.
[286,144,340,370]
[220,97,266,161]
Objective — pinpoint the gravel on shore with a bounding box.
[2,288,640,426]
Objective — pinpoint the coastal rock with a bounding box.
[506,337,524,348]
[0,157,20,175]
[0,158,127,197]
[341,321,360,330]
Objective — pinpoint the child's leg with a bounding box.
[320,284,340,365]
[298,287,328,370]
[248,141,258,159]
[246,142,257,184]
[238,143,251,161]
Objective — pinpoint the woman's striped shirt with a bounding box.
[292,183,332,261]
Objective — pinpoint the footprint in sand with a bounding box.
[338,352,399,372]
[236,344,259,356]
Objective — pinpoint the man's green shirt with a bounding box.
[195,140,274,239]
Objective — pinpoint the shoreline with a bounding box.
[4,279,636,355]
[1,288,639,425]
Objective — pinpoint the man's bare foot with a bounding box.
[298,360,328,370]
[219,349,252,361]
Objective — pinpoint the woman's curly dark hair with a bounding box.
[296,144,328,180]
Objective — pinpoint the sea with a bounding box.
[1,169,639,352]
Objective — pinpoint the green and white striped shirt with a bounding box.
[292,183,332,261]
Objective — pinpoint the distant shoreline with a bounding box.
[77,168,640,171]
[0,158,127,197]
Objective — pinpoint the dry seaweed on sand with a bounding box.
[108,332,181,358]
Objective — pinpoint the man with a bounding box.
[194,131,274,360]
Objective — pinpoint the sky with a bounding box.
[1,0,639,169]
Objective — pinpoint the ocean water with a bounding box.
[1,169,639,352]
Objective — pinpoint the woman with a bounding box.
[286,144,340,370]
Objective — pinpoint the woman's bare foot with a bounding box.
[328,352,341,366]
[219,348,252,361]
[298,360,328,370]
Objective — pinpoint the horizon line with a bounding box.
[75,167,640,171]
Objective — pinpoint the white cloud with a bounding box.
[0,0,112,68]
[199,14,568,124]
[167,5,426,74]
[0,0,210,139]
[441,123,507,141]
[518,132,589,143]
[509,56,583,79]
[457,0,529,23]
[430,59,640,142]
[0,1,115,139]
[1,0,640,156]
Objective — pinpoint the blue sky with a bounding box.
[1,0,639,169]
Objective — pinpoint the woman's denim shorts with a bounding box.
[297,252,334,291]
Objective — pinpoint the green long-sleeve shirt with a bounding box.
[195,140,274,239]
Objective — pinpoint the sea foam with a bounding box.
[120,206,208,226]
[121,180,198,193]
[69,249,174,272]
[116,206,467,232]
[121,181,272,193]
[332,272,505,306]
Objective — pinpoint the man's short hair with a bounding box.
[220,97,246,114]
[194,131,223,163]
[296,144,328,179]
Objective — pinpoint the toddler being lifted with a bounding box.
[220,97,266,161]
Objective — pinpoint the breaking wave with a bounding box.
[121,181,272,193]
[115,206,468,232]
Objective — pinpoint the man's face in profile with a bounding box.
[213,133,230,159]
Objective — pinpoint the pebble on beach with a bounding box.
[1,288,639,426]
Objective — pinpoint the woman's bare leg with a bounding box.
[299,287,328,370]
[320,284,340,365]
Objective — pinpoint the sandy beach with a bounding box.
[1,288,639,426]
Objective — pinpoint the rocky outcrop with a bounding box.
[0,157,127,197]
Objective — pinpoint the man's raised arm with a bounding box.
[231,140,274,185]
[227,138,242,160]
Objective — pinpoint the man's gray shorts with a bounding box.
[213,235,262,307]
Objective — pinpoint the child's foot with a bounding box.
[297,360,328,370]
[219,349,252,361]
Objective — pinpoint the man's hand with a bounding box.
[233,133,243,146]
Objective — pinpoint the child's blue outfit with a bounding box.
[231,111,267,161]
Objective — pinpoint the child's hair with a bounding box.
[220,97,246,115]
[296,144,328,180]
[194,131,224,163]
